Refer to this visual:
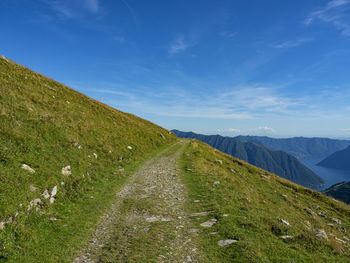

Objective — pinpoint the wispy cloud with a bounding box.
[217,128,241,133]
[85,83,306,120]
[45,0,100,19]
[339,128,350,132]
[305,0,350,36]
[271,38,313,49]
[169,36,189,55]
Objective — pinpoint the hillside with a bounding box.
[235,135,350,159]
[173,130,324,188]
[181,140,350,262]
[0,56,177,262]
[318,146,350,171]
[2,58,350,262]
[323,182,350,205]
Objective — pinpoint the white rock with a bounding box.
[61,165,71,176]
[21,164,35,173]
[218,239,238,247]
[127,146,132,150]
[29,184,37,192]
[315,229,328,240]
[200,218,217,227]
[215,160,223,165]
[42,189,50,199]
[61,181,64,186]
[93,153,98,159]
[0,221,5,230]
[280,219,290,226]
[213,181,220,186]
[51,185,57,197]
[190,211,211,217]
[331,217,341,224]
[49,197,55,204]
[280,235,294,239]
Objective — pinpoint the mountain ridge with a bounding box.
[172,130,324,188]
[318,145,350,170]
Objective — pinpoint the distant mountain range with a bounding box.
[172,130,324,188]
[323,181,350,204]
[318,145,350,170]
[234,136,350,159]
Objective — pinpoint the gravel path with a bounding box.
[73,141,200,262]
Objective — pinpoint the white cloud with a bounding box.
[217,128,241,133]
[46,0,100,19]
[257,126,276,133]
[271,38,313,49]
[169,36,188,55]
[339,128,350,131]
[305,0,350,36]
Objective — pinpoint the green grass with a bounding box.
[0,57,177,262]
[181,139,350,262]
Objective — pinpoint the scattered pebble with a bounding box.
[200,218,217,227]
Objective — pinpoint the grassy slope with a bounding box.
[182,140,350,262]
[0,57,177,262]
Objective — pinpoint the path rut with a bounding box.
[73,141,200,262]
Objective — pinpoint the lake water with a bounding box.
[300,157,350,190]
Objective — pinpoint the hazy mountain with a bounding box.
[173,130,324,188]
[234,136,350,159]
[323,181,350,204]
[318,146,350,170]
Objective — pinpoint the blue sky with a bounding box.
[1,0,350,138]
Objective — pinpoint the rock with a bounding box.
[0,221,5,230]
[194,200,200,203]
[159,133,165,139]
[335,237,346,244]
[66,100,70,104]
[213,181,220,186]
[306,208,316,216]
[223,214,229,217]
[189,228,199,233]
[21,164,35,173]
[42,189,50,199]
[209,232,219,235]
[280,219,290,226]
[61,181,64,186]
[145,215,172,223]
[29,184,37,192]
[215,160,223,165]
[61,165,71,176]
[304,220,312,230]
[218,239,238,247]
[93,153,98,159]
[49,197,55,204]
[331,217,341,224]
[127,146,132,150]
[230,168,236,173]
[280,235,294,239]
[282,194,287,199]
[51,185,57,197]
[190,211,211,217]
[315,229,328,240]
[200,218,217,227]
[261,174,270,179]
[317,211,327,218]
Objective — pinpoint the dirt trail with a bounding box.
[73,141,200,263]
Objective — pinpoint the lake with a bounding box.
[300,157,350,190]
